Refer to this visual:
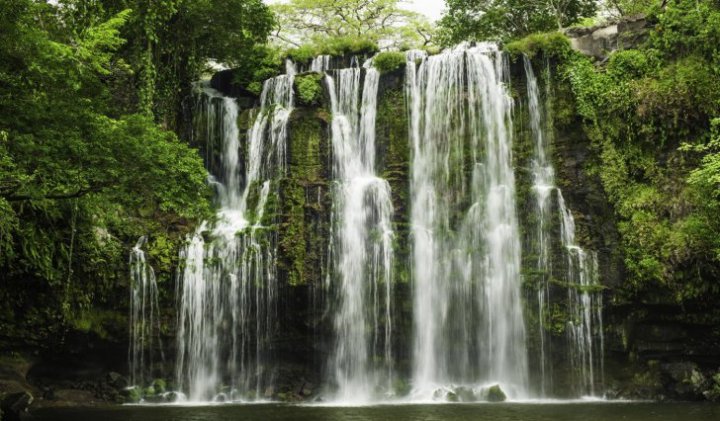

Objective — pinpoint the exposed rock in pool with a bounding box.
[485,385,507,402]
[1,391,33,421]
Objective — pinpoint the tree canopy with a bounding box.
[272,0,435,49]
[438,0,597,44]
[0,0,273,343]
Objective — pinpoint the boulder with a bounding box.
[165,391,183,403]
[564,15,649,60]
[660,362,709,399]
[151,379,166,394]
[661,362,698,383]
[299,382,313,397]
[1,391,33,421]
[120,386,141,404]
[703,373,720,402]
[485,384,507,402]
[106,372,128,389]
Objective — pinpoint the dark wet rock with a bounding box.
[165,392,183,403]
[143,385,156,397]
[485,384,506,402]
[151,379,166,394]
[662,362,699,383]
[702,372,720,402]
[42,386,55,400]
[658,362,711,400]
[298,381,313,397]
[106,372,128,390]
[120,386,141,404]
[1,391,33,421]
[209,70,258,108]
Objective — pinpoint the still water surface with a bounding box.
[31,402,720,421]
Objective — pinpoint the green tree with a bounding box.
[603,0,657,17]
[0,0,211,343]
[438,0,596,44]
[558,0,720,302]
[58,0,274,129]
[272,0,435,49]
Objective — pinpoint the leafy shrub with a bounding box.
[373,51,406,73]
[231,45,283,95]
[635,56,719,123]
[322,35,378,57]
[504,32,572,60]
[295,73,324,106]
[533,0,720,304]
[607,49,659,80]
[284,36,379,66]
[286,44,317,65]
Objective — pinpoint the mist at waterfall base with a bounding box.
[128,44,607,405]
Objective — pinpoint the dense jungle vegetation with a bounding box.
[0,0,719,355]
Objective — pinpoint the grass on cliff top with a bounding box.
[285,36,379,65]
[504,31,573,60]
[373,51,406,73]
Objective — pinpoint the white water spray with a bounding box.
[407,44,528,399]
[175,62,295,402]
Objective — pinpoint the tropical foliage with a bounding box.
[0,0,272,345]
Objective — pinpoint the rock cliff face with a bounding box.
[200,58,618,397]
[6,46,720,407]
[564,15,650,60]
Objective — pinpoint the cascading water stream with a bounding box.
[407,43,528,399]
[129,236,162,387]
[325,60,395,403]
[174,61,296,402]
[525,56,556,395]
[523,56,604,397]
[140,44,609,405]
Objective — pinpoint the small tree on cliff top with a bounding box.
[271,0,435,49]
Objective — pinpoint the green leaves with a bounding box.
[75,9,131,75]
[438,0,596,45]
[688,119,720,197]
[550,0,720,304]
[0,0,213,335]
[272,0,434,50]
[373,51,406,73]
[295,73,324,106]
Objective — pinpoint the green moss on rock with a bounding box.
[278,108,330,286]
[295,73,324,107]
[373,51,406,73]
[376,86,411,284]
[505,32,573,60]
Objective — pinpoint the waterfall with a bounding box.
[407,43,528,399]
[157,44,608,404]
[525,56,556,396]
[558,193,605,396]
[310,55,332,73]
[128,236,161,387]
[524,56,604,397]
[175,61,295,402]
[325,61,395,402]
